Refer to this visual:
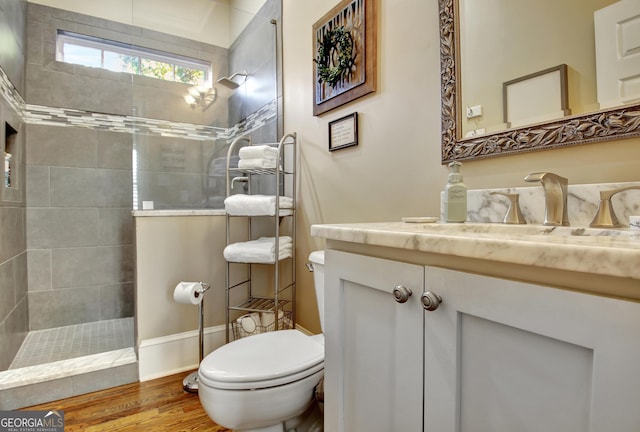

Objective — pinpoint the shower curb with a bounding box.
[0,348,138,410]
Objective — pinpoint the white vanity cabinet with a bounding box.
[324,250,425,431]
[325,250,640,432]
[424,266,640,432]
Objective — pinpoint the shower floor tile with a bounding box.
[9,318,134,369]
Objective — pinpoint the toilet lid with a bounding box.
[200,330,324,385]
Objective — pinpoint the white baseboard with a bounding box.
[138,323,315,382]
[295,323,312,336]
[138,325,226,382]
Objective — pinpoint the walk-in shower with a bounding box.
[0,0,281,410]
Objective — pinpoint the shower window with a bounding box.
[56,31,211,86]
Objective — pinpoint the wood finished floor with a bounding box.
[25,371,231,431]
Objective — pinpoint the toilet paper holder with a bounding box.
[179,282,210,393]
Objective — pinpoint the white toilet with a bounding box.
[198,251,326,432]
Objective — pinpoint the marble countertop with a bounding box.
[311,222,640,280]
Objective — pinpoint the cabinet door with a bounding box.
[424,266,640,432]
[325,250,424,432]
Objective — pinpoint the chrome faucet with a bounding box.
[524,172,569,226]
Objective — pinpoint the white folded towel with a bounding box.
[224,243,292,263]
[225,194,293,216]
[237,145,279,169]
[238,158,278,169]
[239,145,278,160]
[224,236,293,263]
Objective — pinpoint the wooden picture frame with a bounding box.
[312,0,376,116]
[329,112,358,151]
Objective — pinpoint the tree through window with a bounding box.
[57,31,210,86]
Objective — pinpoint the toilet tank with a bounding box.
[308,250,325,333]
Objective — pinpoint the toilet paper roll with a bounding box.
[173,282,203,305]
[260,310,284,330]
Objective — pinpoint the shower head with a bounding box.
[216,71,248,89]
[216,77,240,89]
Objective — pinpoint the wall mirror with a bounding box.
[439,0,640,163]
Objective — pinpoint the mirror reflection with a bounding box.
[440,0,640,162]
[459,0,625,138]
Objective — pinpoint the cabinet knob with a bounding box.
[421,291,442,311]
[392,285,412,303]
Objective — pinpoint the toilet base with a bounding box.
[241,424,283,432]
[199,368,323,431]
[284,402,323,432]
[239,402,323,432]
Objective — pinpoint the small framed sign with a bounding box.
[329,112,358,151]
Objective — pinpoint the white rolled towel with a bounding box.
[224,236,293,263]
[225,194,293,216]
[236,312,262,338]
[239,145,278,160]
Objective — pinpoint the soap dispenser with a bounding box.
[444,161,467,223]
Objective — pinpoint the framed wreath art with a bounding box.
[312,0,376,116]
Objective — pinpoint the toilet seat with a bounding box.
[199,330,324,390]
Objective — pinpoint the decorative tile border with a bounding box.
[0,64,276,143]
[227,100,278,139]
[25,100,277,142]
[26,104,232,141]
[0,67,25,117]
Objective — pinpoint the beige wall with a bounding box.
[135,215,227,342]
[284,0,640,334]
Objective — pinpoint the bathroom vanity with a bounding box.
[312,221,640,431]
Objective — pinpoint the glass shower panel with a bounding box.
[132,131,230,210]
[131,0,281,210]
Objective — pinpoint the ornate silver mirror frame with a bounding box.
[439,0,640,163]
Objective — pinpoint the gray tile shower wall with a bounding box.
[0,0,27,95]
[0,0,27,371]
[226,0,282,199]
[228,0,280,129]
[26,3,229,125]
[20,2,281,333]
[23,4,163,331]
[25,122,134,330]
